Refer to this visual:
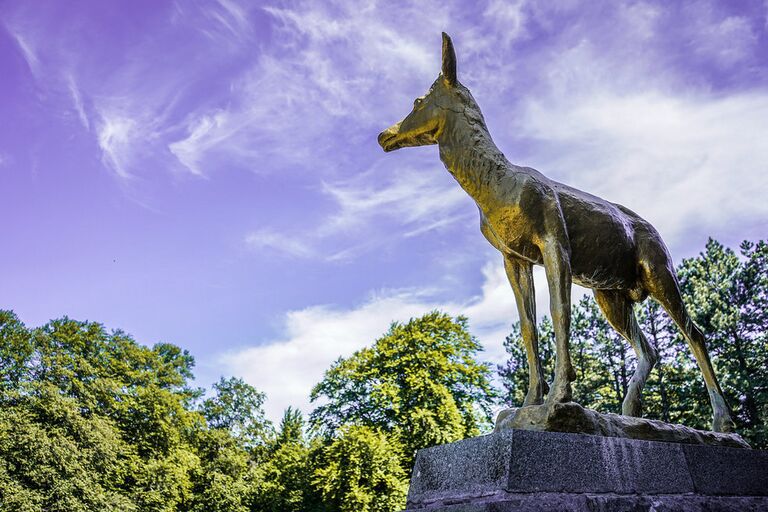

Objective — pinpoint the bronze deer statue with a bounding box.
[378,33,734,433]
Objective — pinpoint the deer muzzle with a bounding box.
[377,122,402,152]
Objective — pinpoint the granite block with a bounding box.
[505,430,694,495]
[405,429,768,511]
[683,443,768,496]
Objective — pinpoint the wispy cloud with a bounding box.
[207,0,252,41]
[765,0,768,29]
[482,0,528,45]
[319,167,467,234]
[245,229,315,258]
[167,0,458,178]
[686,9,757,67]
[168,112,227,177]
[6,24,39,75]
[67,74,89,130]
[96,112,137,180]
[243,164,471,261]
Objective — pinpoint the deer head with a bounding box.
[378,32,468,152]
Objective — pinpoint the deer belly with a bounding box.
[571,249,639,290]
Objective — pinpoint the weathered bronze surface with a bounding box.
[378,33,735,434]
[495,404,749,448]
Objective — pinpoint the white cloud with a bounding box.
[319,166,468,235]
[217,278,489,422]
[67,74,89,130]
[243,164,472,261]
[7,25,39,75]
[218,257,589,422]
[517,90,768,246]
[690,13,756,67]
[219,290,445,421]
[245,229,315,258]
[96,112,138,179]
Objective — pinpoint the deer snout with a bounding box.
[377,122,401,152]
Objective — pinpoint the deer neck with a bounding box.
[437,108,508,210]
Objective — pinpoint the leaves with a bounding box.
[310,311,496,461]
[0,316,256,512]
[202,377,273,452]
[312,426,407,512]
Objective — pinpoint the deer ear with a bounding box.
[441,32,457,85]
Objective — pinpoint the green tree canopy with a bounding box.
[0,313,269,512]
[310,311,495,460]
[202,376,273,451]
[312,426,408,512]
[678,238,768,446]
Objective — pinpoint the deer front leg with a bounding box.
[504,256,548,406]
[542,239,576,405]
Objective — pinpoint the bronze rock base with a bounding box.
[494,402,750,449]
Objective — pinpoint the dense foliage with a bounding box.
[310,311,496,464]
[1,238,765,511]
[0,314,261,512]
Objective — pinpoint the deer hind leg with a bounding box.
[644,263,735,433]
[594,289,658,417]
[504,256,548,406]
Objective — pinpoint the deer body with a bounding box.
[439,109,645,294]
[378,33,735,432]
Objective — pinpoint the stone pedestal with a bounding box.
[404,429,768,511]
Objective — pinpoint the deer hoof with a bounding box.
[713,413,736,433]
[522,381,548,406]
[546,377,572,404]
[621,397,642,417]
[522,392,544,407]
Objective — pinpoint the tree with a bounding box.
[187,427,255,512]
[635,298,707,427]
[251,408,326,512]
[312,426,408,512]
[0,313,270,512]
[276,406,306,447]
[678,238,768,446]
[0,310,33,397]
[201,377,273,452]
[570,296,635,414]
[310,311,495,463]
[0,383,137,512]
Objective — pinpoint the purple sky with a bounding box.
[2,0,767,420]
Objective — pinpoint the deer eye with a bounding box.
[413,98,423,109]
